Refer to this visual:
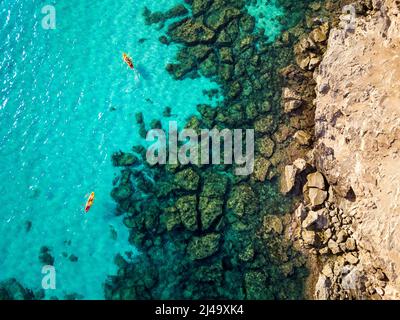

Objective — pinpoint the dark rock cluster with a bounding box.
[104,0,332,300]
[0,278,43,300]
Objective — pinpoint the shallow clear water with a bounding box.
[0,0,283,299]
[0,0,219,299]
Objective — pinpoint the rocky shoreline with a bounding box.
[281,0,400,299]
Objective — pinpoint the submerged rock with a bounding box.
[187,233,221,260]
[112,152,138,167]
[169,19,215,45]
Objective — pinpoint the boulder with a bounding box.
[302,230,316,245]
[205,7,242,31]
[336,230,348,243]
[176,195,198,231]
[174,168,200,191]
[112,152,138,167]
[169,19,215,45]
[263,215,283,234]
[199,196,223,230]
[283,100,303,113]
[187,233,221,260]
[253,157,271,182]
[302,211,319,229]
[345,238,357,251]
[344,253,359,265]
[307,172,326,190]
[293,158,307,171]
[310,22,329,43]
[281,165,297,194]
[308,188,328,206]
[257,136,275,158]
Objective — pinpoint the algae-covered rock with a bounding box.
[219,63,234,81]
[227,184,258,217]
[239,13,256,33]
[169,19,215,45]
[199,196,223,230]
[219,47,234,64]
[201,171,229,198]
[257,136,275,158]
[253,157,271,182]
[111,182,133,201]
[165,209,182,232]
[199,53,218,77]
[112,152,138,167]
[174,168,200,191]
[176,195,198,231]
[192,0,212,17]
[244,271,272,300]
[239,245,255,262]
[254,116,275,134]
[205,7,242,31]
[187,233,221,260]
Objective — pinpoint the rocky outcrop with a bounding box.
[312,0,400,299]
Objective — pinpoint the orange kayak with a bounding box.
[85,192,95,213]
[122,53,134,69]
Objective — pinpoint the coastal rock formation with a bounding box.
[312,0,400,299]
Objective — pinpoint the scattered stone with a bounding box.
[328,239,341,255]
[69,254,78,262]
[336,230,348,243]
[344,253,359,265]
[302,230,316,245]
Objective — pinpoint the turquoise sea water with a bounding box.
[0,0,284,299]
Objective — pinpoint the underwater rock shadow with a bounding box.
[134,65,152,81]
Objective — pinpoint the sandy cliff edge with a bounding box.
[313,0,400,299]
